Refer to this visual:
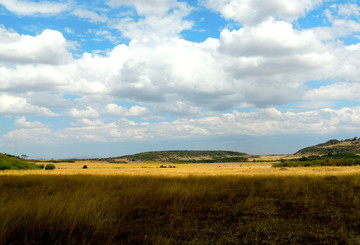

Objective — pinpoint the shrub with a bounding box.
[0,161,13,170]
[83,165,88,169]
[37,164,45,169]
[45,164,56,170]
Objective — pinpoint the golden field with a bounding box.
[3,157,360,177]
[2,158,360,244]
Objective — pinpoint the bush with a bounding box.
[37,164,45,169]
[0,161,13,170]
[45,164,56,170]
[83,165,88,169]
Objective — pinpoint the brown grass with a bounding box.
[2,161,360,244]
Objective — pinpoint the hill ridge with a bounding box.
[296,137,360,155]
[116,150,249,162]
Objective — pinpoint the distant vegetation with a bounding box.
[45,164,56,170]
[0,153,43,170]
[179,156,248,163]
[118,150,249,162]
[105,159,127,164]
[274,153,360,167]
[296,137,360,155]
[49,159,76,163]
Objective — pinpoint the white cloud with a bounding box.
[15,116,46,128]
[107,0,182,16]
[0,27,72,64]
[64,27,74,34]
[108,0,193,40]
[304,83,360,102]
[5,107,360,147]
[73,8,107,23]
[314,4,360,41]
[3,128,53,145]
[346,43,360,51]
[75,118,105,127]
[202,0,323,25]
[1,0,360,146]
[105,104,151,117]
[219,20,324,57]
[0,0,70,16]
[336,3,360,18]
[0,22,341,115]
[68,106,100,118]
[0,94,58,116]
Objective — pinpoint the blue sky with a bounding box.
[1,0,360,158]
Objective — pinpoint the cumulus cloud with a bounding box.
[0,0,70,16]
[202,0,323,25]
[0,94,58,116]
[313,4,360,41]
[335,3,360,18]
[2,0,360,152]
[219,20,324,57]
[72,8,107,23]
[0,20,348,115]
[68,107,100,119]
[107,0,183,16]
[108,0,193,40]
[4,107,360,146]
[0,27,72,64]
[304,83,360,102]
[105,104,151,117]
[3,127,53,146]
[15,116,46,128]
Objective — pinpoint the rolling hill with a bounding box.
[296,137,360,155]
[116,150,250,163]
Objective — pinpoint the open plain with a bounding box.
[2,158,360,244]
[3,158,360,177]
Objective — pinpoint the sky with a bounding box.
[1,0,360,159]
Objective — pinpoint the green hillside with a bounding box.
[117,150,249,163]
[0,153,42,170]
[296,137,360,155]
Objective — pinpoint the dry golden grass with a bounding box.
[3,160,360,244]
[2,173,360,244]
[3,159,360,177]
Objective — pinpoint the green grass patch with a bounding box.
[0,153,42,170]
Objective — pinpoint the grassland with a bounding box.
[3,159,360,244]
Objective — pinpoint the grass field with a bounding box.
[2,159,360,244]
[3,159,360,177]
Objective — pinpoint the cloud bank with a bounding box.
[0,0,360,156]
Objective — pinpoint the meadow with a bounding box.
[2,160,360,244]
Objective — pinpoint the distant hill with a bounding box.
[296,137,360,155]
[117,150,250,162]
